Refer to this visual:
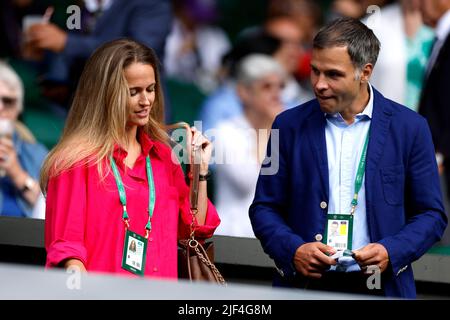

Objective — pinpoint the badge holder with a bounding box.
[323,213,353,251]
[122,229,148,276]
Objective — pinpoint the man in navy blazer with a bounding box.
[249,17,447,298]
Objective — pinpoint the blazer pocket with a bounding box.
[381,165,405,206]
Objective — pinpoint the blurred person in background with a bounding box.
[331,0,365,19]
[264,14,314,108]
[200,14,313,134]
[330,0,394,20]
[25,0,172,116]
[214,54,285,238]
[0,0,49,59]
[164,0,231,94]
[418,0,450,199]
[266,0,322,83]
[267,0,322,44]
[366,0,434,111]
[0,61,47,218]
[199,29,282,133]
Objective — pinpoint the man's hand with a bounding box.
[293,242,337,279]
[28,23,67,52]
[353,243,389,273]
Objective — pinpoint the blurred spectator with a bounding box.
[418,0,450,193]
[164,0,231,93]
[266,0,322,82]
[331,0,365,19]
[0,0,49,59]
[330,0,394,21]
[267,0,322,44]
[214,54,285,238]
[0,0,25,58]
[264,15,314,107]
[199,29,281,132]
[0,61,48,218]
[25,0,172,114]
[199,16,314,134]
[365,0,434,110]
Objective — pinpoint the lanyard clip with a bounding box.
[350,205,356,215]
[123,218,130,229]
[122,205,130,229]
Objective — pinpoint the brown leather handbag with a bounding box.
[177,239,225,284]
[168,122,226,285]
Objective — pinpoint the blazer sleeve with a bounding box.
[378,117,448,275]
[45,166,88,268]
[249,116,305,277]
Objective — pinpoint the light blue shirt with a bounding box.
[325,84,373,271]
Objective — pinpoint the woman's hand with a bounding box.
[190,126,212,175]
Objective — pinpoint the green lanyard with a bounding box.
[110,155,156,238]
[350,128,370,215]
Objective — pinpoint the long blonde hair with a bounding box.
[40,39,167,193]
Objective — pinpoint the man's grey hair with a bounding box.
[0,61,24,113]
[235,54,286,86]
[313,17,381,70]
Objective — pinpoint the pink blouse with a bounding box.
[45,130,220,279]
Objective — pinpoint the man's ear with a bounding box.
[360,63,374,83]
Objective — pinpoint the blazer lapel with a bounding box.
[306,104,329,200]
[365,89,393,242]
[366,89,393,183]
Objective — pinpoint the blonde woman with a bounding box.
[41,39,219,277]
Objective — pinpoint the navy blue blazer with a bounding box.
[249,88,448,298]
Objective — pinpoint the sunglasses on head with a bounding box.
[0,96,17,108]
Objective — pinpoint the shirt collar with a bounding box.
[138,128,155,156]
[436,9,450,41]
[324,83,374,124]
[112,128,156,168]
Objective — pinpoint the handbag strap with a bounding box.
[189,144,201,240]
[188,136,226,285]
[188,239,226,285]
[165,122,200,239]
[167,122,226,286]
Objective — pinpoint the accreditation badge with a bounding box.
[323,214,353,251]
[121,229,148,276]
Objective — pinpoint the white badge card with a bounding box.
[121,229,147,276]
[323,214,353,251]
